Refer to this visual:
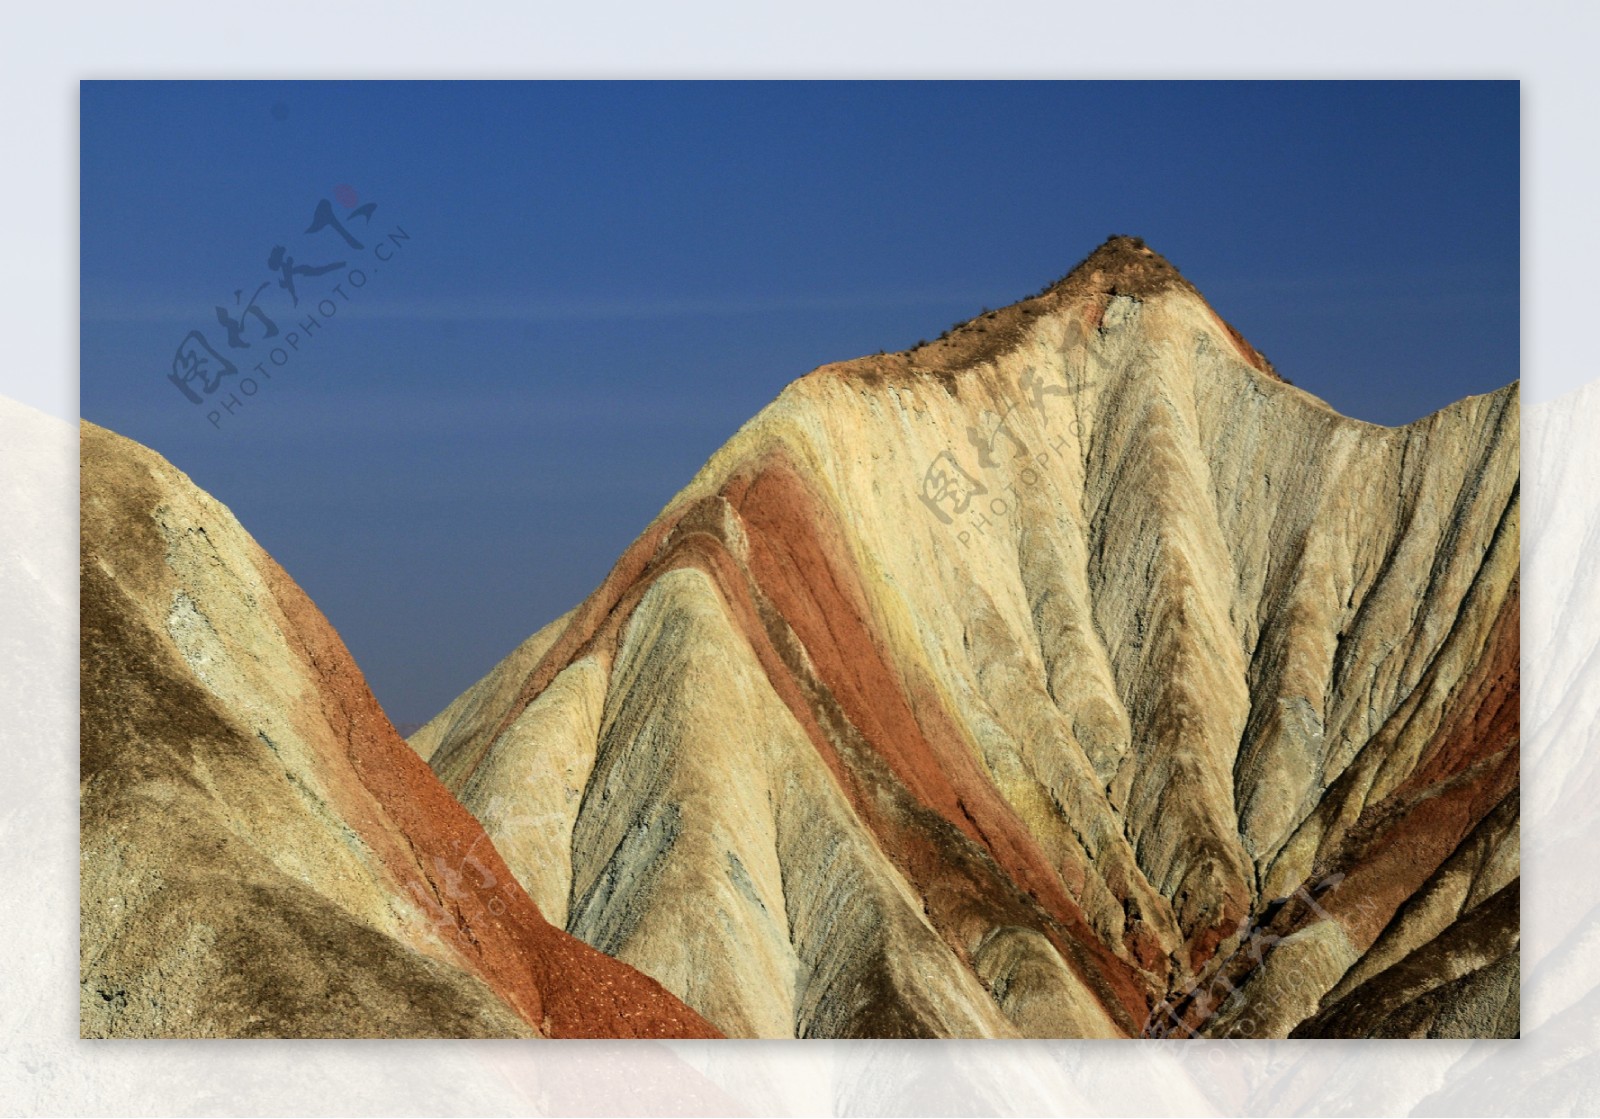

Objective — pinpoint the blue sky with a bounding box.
[80,80,1519,724]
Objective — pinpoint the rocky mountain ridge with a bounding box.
[80,236,1518,1038]
[415,237,1519,1038]
[80,422,719,1038]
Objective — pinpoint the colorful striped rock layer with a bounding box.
[416,238,1519,1039]
[82,237,1517,1039]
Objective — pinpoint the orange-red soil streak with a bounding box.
[1162,582,1520,1035]
[720,454,1154,1029]
[524,470,1153,1033]
[1325,586,1521,949]
[260,549,721,1040]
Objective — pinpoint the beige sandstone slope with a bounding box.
[420,236,1520,1039]
[79,422,718,1039]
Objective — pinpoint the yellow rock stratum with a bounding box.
[419,238,1520,1039]
[80,423,720,1039]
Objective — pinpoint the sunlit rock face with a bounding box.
[421,237,1519,1039]
[78,236,1516,1041]
[79,422,719,1039]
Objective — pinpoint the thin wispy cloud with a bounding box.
[81,287,998,325]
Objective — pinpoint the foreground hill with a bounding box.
[417,237,1519,1038]
[80,422,718,1039]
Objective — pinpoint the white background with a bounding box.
[4,2,1598,1114]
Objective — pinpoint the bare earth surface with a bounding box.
[80,237,1517,1039]
[419,238,1519,1039]
[79,422,719,1039]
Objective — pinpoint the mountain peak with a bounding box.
[79,221,1520,1039]
[1048,234,1191,299]
[853,235,1280,385]
[414,243,1518,1037]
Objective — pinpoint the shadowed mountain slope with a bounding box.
[418,237,1519,1038]
[79,422,719,1039]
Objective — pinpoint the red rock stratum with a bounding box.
[415,237,1519,1038]
[80,421,720,1038]
[80,237,1517,1039]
